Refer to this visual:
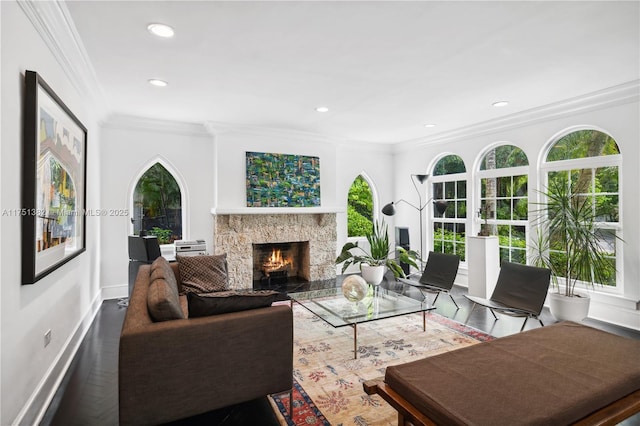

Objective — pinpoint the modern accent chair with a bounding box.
[464,261,551,332]
[398,251,461,309]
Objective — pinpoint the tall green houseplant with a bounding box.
[336,220,418,278]
[531,178,618,297]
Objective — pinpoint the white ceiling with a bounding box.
[64,1,640,144]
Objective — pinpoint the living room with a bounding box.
[1,1,639,425]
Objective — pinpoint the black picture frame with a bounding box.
[22,70,87,284]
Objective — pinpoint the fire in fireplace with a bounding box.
[253,241,310,288]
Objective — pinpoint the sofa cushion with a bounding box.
[147,278,185,322]
[177,254,229,294]
[149,256,178,291]
[187,290,279,317]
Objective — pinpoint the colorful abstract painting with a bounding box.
[246,152,320,207]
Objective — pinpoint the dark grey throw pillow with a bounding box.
[187,290,280,317]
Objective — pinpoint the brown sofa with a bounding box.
[119,261,293,425]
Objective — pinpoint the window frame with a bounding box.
[539,131,623,293]
[430,156,468,262]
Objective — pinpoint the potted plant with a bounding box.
[530,178,620,321]
[336,220,419,285]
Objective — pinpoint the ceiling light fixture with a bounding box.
[148,79,168,87]
[492,100,509,107]
[147,23,175,38]
[315,106,329,113]
[424,123,436,128]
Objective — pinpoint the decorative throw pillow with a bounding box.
[187,290,280,317]
[177,254,229,294]
[147,278,185,322]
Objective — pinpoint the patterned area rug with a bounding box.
[269,303,493,425]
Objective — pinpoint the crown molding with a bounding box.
[19,0,109,122]
[204,121,342,145]
[394,80,640,153]
[103,114,211,137]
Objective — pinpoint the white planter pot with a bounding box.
[361,264,385,285]
[549,292,591,322]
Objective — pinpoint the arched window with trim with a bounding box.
[478,144,529,264]
[541,129,621,288]
[347,175,374,238]
[432,155,467,260]
[132,162,182,244]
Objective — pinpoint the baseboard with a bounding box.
[102,283,128,300]
[14,292,104,426]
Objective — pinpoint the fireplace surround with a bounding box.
[212,212,337,289]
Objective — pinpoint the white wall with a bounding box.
[99,116,214,295]
[391,90,640,330]
[0,2,102,424]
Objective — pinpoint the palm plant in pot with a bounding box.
[336,220,419,285]
[530,178,620,321]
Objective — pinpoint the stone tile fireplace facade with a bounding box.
[213,212,337,289]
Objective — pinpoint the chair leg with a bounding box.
[464,303,476,324]
[289,388,294,418]
[489,309,498,320]
[520,317,529,332]
[448,293,460,310]
[432,292,440,305]
[538,318,544,328]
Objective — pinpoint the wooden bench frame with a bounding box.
[364,379,640,426]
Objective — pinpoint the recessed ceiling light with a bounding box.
[492,101,509,107]
[147,23,175,38]
[148,79,168,87]
[424,123,436,128]
[315,106,329,113]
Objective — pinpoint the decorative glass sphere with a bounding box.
[341,275,368,302]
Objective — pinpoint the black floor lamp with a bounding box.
[382,174,448,271]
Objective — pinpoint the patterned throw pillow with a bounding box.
[186,290,280,317]
[177,254,229,294]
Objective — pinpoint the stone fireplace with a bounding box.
[212,211,337,289]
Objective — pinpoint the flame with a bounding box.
[263,248,290,270]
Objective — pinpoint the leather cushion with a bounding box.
[187,290,279,317]
[177,254,229,294]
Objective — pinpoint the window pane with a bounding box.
[480,145,529,170]
[596,195,618,222]
[457,180,467,198]
[546,130,620,162]
[457,200,467,219]
[133,163,182,243]
[513,198,528,220]
[496,176,510,197]
[445,181,456,199]
[347,175,373,237]
[596,167,619,193]
[496,199,511,220]
[434,155,466,175]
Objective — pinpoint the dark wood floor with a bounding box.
[40,280,640,426]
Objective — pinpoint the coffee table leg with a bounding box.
[352,323,357,359]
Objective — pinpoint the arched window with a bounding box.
[347,175,374,237]
[478,144,529,264]
[541,129,621,288]
[132,163,182,244]
[432,155,467,260]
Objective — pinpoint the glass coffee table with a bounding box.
[288,285,435,359]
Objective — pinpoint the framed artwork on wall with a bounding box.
[246,151,320,207]
[22,70,87,284]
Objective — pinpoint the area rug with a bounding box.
[269,304,493,426]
